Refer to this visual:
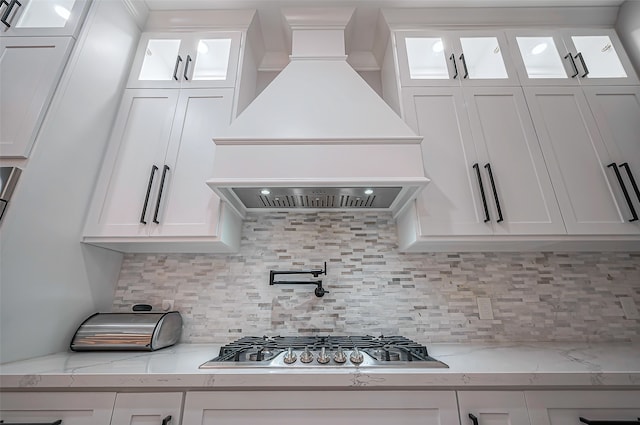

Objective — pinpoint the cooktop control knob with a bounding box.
[333,346,347,364]
[300,346,314,363]
[283,347,297,364]
[350,346,364,364]
[317,347,330,364]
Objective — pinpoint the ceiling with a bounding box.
[143,0,626,69]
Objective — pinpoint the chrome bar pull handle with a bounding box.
[608,162,639,222]
[140,165,158,225]
[565,53,579,78]
[473,163,490,223]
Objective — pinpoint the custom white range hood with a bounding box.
[207,8,428,218]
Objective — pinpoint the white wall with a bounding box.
[617,0,640,76]
[0,0,145,363]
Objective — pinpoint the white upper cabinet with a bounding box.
[127,32,241,89]
[0,0,90,38]
[507,29,639,86]
[396,30,520,87]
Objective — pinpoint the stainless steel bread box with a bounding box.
[70,312,182,351]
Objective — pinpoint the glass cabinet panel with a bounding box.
[572,35,627,79]
[459,37,508,79]
[15,0,77,28]
[192,38,232,81]
[516,36,567,79]
[138,39,181,81]
[405,37,449,79]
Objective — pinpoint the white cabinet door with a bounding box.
[0,36,73,158]
[458,391,532,425]
[395,30,519,88]
[465,87,566,235]
[402,87,492,236]
[151,88,234,237]
[111,392,183,425]
[0,0,90,38]
[584,85,640,220]
[524,86,640,235]
[0,392,116,425]
[182,391,460,425]
[525,391,640,425]
[84,89,179,237]
[127,32,241,90]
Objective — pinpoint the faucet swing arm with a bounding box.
[269,262,328,297]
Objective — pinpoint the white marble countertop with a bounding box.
[1,343,639,390]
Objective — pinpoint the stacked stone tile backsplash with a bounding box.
[112,212,640,343]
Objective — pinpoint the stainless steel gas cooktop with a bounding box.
[199,335,448,369]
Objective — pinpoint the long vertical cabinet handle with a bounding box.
[140,165,158,224]
[459,53,469,79]
[579,418,640,424]
[450,53,458,79]
[619,163,640,206]
[473,163,490,223]
[574,52,589,78]
[1,0,21,28]
[484,163,504,223]
[153,165,170,224]
[183,55,192,80]
[564,53,579,78]
[172,55,183,81]
[608,163,639,222]
[468,413,479,425]
[161,415,172,425]
[0,0,9,28]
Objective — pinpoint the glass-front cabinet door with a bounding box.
[395,31,519,87]
[508,29,638,86]
[127,32,241,89]
[0,0,89,37]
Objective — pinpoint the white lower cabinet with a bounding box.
[525,391,640,425]
[111,392,183,425]
[457,391,532,425]
[0,36,74,158]
[0,392,116,425]
[182,391,460,425]
[83,87,242,253]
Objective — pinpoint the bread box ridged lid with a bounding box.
[70,312,182,351]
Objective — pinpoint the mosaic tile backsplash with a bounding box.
[113,212,640,343]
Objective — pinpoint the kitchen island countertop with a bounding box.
[1,342,639,390]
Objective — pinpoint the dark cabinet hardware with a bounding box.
[270,261,328,297]
[484,163,504,223]
[565,53,579,78]
[172,55,182,81]
[468,413,479,425]
[0,420,62,425]
[608,162,639,222]
[183,55,192,80]
[1,0,21,28]
[0,0,9,28]
[575,52,589,78]
[153,165,170,224]
[161,415,172,425]
[619,162,640,205]
[459,53,469,79]
[140,164,158,224]
[450,53,458,79]
[473,163,490,223]
[579,418,640,424]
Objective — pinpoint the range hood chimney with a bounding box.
[207,7,428,218]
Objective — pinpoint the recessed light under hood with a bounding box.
[206,8,428,218]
